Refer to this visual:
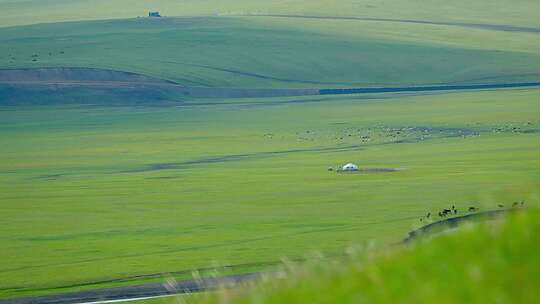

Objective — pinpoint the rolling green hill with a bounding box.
[1,16,540,89]
[2,0,540,28]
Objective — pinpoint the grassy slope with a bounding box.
[144,210,538,304]
[2,0,540,27]
[1,17,540,89]
[1,89,539,298]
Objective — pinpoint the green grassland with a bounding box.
[2,1,540,91]
[1,0,540,301]
[2,0,540,28]
[2,16,540,89]
[138,209,540,304]
[1,89,539,298]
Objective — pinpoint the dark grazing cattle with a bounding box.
[513,202,519,207]
[498,204,504,208]
[468,207,478,212]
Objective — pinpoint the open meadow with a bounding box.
[2,0,540,28]
[2,15,540,89]
[1,0,540,302]
[2,89,539,298]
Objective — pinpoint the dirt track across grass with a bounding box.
[0,273,260,304]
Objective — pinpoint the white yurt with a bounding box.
[342,163,359,171]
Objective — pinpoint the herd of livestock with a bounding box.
[420,201,525,223]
